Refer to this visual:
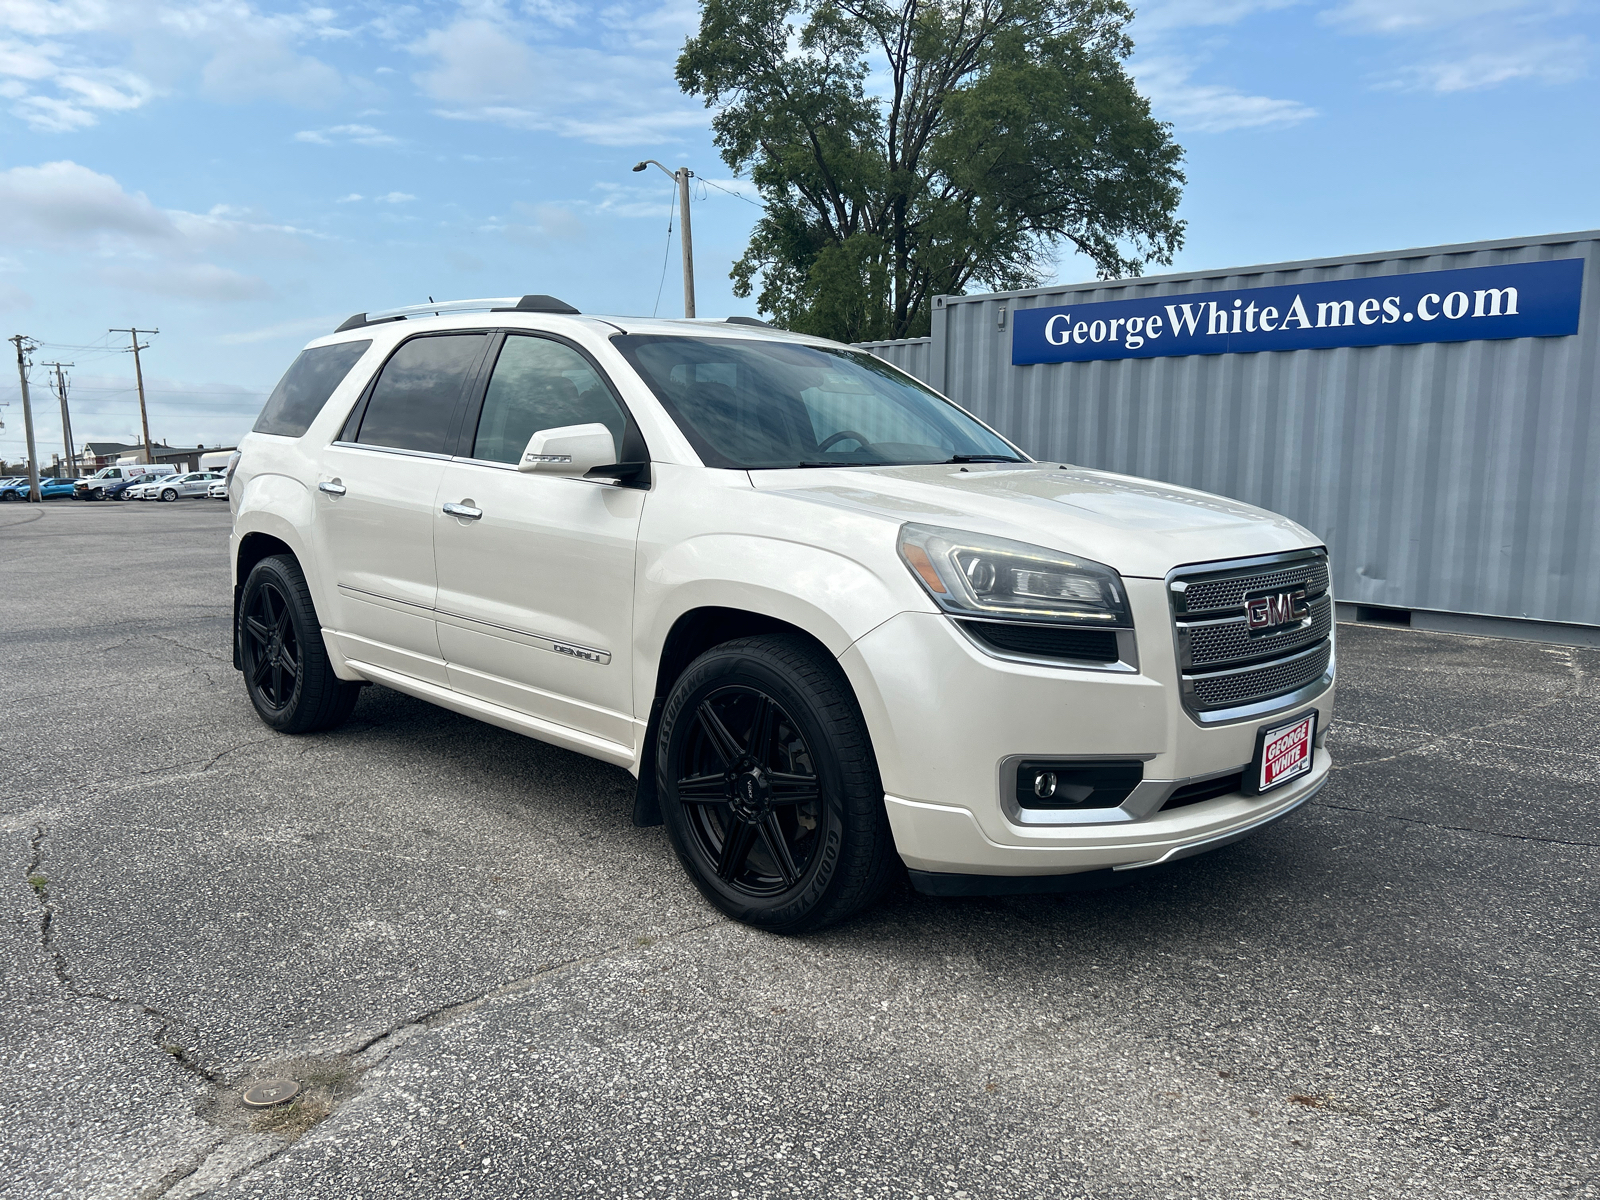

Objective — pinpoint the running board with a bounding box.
[344,658,638,770]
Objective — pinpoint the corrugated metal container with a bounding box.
[876,231,1599,630]
[856,336,932,383]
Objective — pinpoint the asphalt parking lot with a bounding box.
[2,501,1596,1200]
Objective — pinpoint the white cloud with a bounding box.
[1396,37,1589,91]
[99,262,272,302]
[1319,0,1590,92]
[375,191,415,203]
[0,159,307,303]
[295,123,400,146]
[1320,0,1539,35]
[1134,56,1318,132]
[1134,0,1303,33]
[409,9,706,146]
[215,314,344,345]
[337,192,363,202]
[0,1,349,130]
[480,201,587,245]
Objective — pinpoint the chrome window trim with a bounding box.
[328,440,453,462]
[953,617,1139,674]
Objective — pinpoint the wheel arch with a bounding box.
[631,605,866,828]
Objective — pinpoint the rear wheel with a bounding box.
[657,634,896,934]
[238,554,360,733]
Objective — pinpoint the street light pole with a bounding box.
[43,361,75,477]
[633,160,696,318]
[9,334,40,502]
[110,327,158,464]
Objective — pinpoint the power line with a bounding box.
[651,182,676,319]
[698,176,763,207]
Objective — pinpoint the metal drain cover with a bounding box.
[241,1079,301,1108]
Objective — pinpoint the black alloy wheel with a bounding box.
[676,684,823,896]
[242,579,301,713]
[658,634,896,933]
[238,554,361,733]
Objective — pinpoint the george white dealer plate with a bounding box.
[1250,711,1316,795]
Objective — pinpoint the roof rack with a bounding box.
[724,315,773,327]
[334,294,580,333]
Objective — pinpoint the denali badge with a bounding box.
[1246,587,1308,634]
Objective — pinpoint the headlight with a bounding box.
[897,524,1131,627]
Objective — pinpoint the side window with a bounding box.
[471,335,626,466]
[356,334,487,455]
[254,340,372,438]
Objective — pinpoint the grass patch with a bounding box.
[27,875,47,897]
[251,1096,333,1141]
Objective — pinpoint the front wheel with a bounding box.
[92,488,105,501]
[238,554,361,733]
[160,487,177,502]
[657,634,896,934]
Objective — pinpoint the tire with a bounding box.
[0,491,13,501]
[657,634,896,934]
[160,487,177,502]
[238,554,361,734]
[92,488,105,501]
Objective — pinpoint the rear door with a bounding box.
[433,332,646,751]
[316,331,491,686]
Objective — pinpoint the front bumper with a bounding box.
[837,579,1335,877]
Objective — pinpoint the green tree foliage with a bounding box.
[678,0,1185,341]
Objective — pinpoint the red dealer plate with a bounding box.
[1249,711,1317,795]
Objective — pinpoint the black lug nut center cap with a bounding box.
[728,760,772,821]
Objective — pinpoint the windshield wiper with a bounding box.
[944,454,1022,463]
[796,461,866,468]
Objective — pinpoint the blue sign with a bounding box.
[1012,258,1584,365]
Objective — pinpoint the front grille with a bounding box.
[960,621,1120,664]
[1178,558,1330,615]
[1170,550,1334,719]
[1188,642,1331,710]
[1184,593,1334,668]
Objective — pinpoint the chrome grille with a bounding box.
[1170,550,1334,720]
[1177,558,1330,616]
[1183,593,1334,668]
[1188,643,1332,710]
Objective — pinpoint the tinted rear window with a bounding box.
[254,341,372,438]
[355,334,486,455]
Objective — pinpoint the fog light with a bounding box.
[1014,760,1143,809]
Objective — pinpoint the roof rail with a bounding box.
[333,294,581,333]
[724,315,773,327]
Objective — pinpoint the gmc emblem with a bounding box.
[1246,587,1308,634]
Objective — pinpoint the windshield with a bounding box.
[611,335,1020,470]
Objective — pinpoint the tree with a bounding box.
[677,0,1185,342]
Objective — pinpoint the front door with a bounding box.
[433,333,644,751]
[316,331,490,686]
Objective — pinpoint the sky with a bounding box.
[0,0,1596,465]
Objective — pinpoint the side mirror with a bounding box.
[517,423,616,476]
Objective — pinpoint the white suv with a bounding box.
[229,295,1335,932]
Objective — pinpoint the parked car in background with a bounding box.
[1,477,82,501]
[208,478,229,499]
[75,463,176,501]
[152,471,224,501]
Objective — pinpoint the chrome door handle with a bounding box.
[442,501,483,520]
[318,480,346,496]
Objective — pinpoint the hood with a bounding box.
[749,462,1321,578]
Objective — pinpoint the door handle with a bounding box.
[442,501,483,520]
[318,480,346,496]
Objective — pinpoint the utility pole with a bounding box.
[9,334,40,502]
[109,327,158,464]
[43,360,75,477]
[633,160,696,318]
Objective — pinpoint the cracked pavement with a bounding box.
[2,502,1596,1199]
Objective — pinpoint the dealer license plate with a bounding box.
[1250,711,1317,795]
